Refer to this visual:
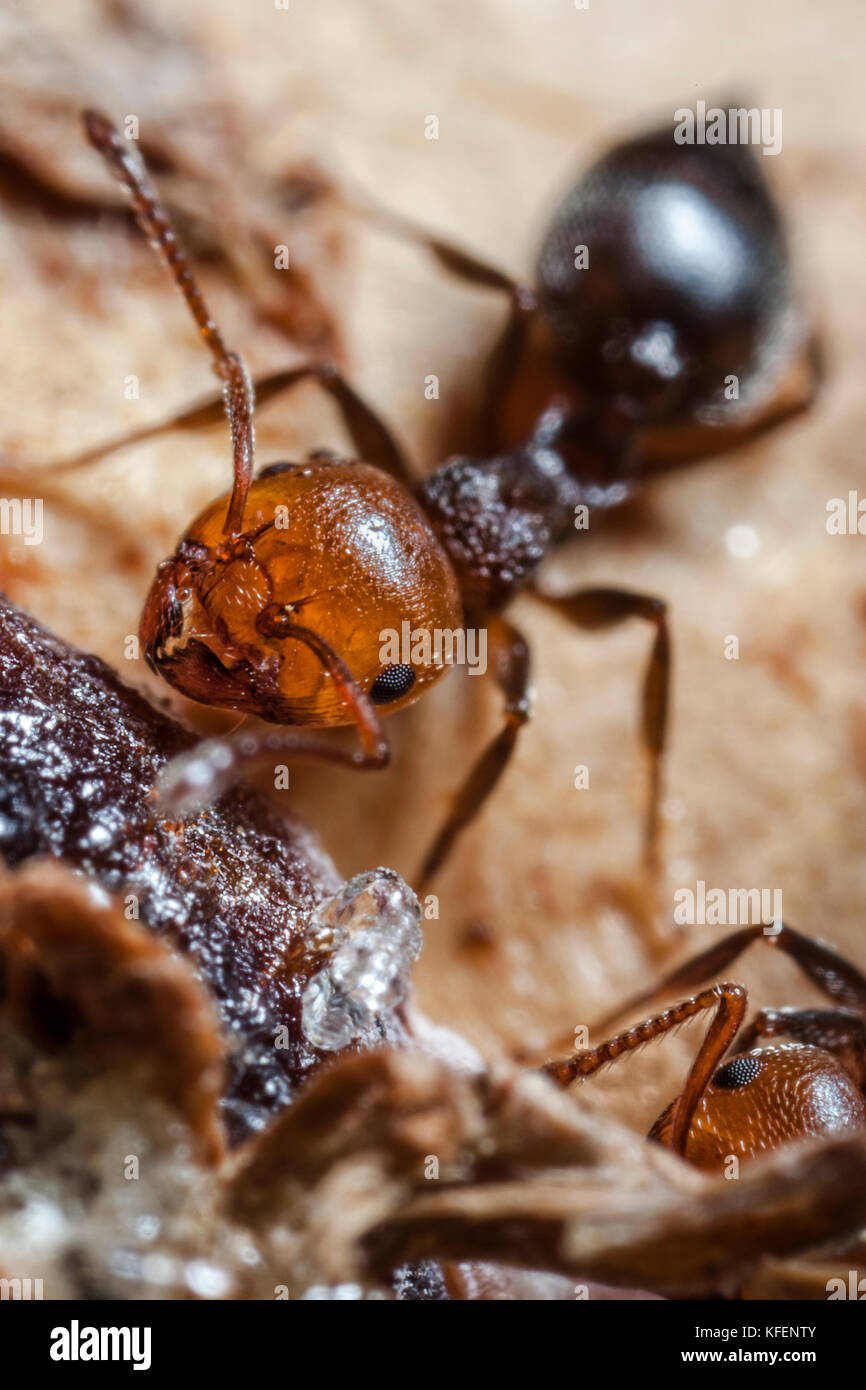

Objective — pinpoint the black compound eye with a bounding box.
[712,1055,764,1090]
[369,663,416,705]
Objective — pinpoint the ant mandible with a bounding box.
[35,109,674,889]
[542,922,866,1169]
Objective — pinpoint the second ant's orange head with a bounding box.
[649,1042,866,1171]
[141,458,463,726]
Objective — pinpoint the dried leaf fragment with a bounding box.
[227,1047,866,1295]
[0,860,226,1161]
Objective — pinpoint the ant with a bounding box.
[542,922,866,1171]
[17,112,815,890]
[14,109,678,891]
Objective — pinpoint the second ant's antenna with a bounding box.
[83,110,254,536]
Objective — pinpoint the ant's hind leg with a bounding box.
[415,617,530,889]
[331,181,536,449]
[535,587,670,876]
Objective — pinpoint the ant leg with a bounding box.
[341,190,526,297]
[150,363,412,485]
[737,1008,866,1087]
[154,617,389,816]
[766,921,866,1013]
[241,362,412,485]
[1,362,412,491]
[641,329,824,473]
[478,289,538,448]
[415,617,530,888]
[332,182,536,447]
[542,982,747,1159]
[29,113,408,523]
[535,587,670,874]
[592,921,866,1035]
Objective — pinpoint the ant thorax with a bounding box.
[416,430,591,617]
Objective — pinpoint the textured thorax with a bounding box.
[416,445,580,618]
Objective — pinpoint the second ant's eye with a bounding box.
[369,664,416,705]
[712,1055,764,1090]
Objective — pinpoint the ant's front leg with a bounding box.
[591,921,866,1036]
[154,616,390,817]
[415,616,530,888]
[0,362,414,493]
[534,587,670,875]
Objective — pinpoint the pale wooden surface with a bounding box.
[2,0,866,1136]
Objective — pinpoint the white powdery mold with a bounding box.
[300,868,422,1051]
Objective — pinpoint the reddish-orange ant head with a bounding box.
[649,1043,866,1170]
[545,926,866,1176]
[141,459,461,726]
[81,109,462,731]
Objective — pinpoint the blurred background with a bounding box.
[1,0,865,1135]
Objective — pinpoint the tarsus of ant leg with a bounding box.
[82,110,254,537]
[332,173,530,297]
[543,982,746,1158]
[153,620,389,816]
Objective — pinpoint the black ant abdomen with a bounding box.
[536,127,795,433]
